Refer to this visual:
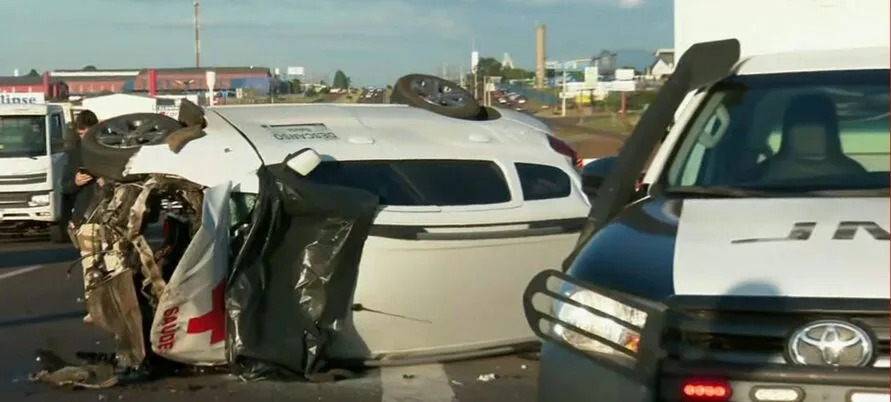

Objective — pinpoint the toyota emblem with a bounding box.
[786,320,874,367]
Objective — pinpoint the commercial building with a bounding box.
[51,66,272,96]
[0,73,69,100]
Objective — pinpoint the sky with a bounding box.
[0,0,672,85]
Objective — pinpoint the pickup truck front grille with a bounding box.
[0,173,47,186]
[662,304,890,367]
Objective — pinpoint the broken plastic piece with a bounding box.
[476,373,497,382]
[284,148,321,176]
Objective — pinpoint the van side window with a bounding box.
[305,160,511,206]
[515,163,571,200]
[49,114,64,153]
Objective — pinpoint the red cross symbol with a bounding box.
[186,280,226,344]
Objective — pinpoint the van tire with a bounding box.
[80,113,183,181]
[391,74,481,120]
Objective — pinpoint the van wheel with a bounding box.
[49,223,69,244]
[391,74,481,119]
[80,113,183,181]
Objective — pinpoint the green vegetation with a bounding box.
[332,70,351,90]
[577,113,641,135]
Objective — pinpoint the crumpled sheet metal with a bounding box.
[225,162,379,381]
[29,349,118,389]
[76,178,172,370]
[85,269,146,369]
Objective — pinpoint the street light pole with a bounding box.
[561,68,567,117]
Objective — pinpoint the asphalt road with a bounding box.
[0,237,540,402]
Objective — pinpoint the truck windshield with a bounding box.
[0,115,47,158]
[665,69,889,194]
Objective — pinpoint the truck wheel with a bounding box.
[49,223,69,244]
[80,113,183,181]
[391,74,482,120]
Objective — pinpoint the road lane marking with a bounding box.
[0,265,47,282]
[380,363,455,402]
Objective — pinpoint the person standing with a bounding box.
[61,109,103,324]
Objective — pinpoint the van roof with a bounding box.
[736,46,889,76]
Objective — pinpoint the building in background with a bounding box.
[82,93,201,120]
[0,74,69,100]
[647,49,675,80]
[128,67,271,95]
[52,66,272,96]
[81,93,157,120]
[591,50,618,76]
[51,69,136,95]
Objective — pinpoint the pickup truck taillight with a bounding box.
[547,136,582,168]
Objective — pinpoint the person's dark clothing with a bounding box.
[61,140,98,225]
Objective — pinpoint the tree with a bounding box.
[501,67,534,81]
[332,70,351,90]
[305,86,318,97]
[83,65,97,71]
[27,69,40,77]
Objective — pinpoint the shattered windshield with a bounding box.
[665,69,889,194]
[0,115,48,158]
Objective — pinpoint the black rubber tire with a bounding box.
[81,113,182,181]
[391,74,481,119]
[49,223,69,243]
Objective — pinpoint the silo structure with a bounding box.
[535,24,546,88]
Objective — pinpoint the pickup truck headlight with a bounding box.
[553,289,647,356]
[28,194,50,207]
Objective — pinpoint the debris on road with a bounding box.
[476,373,498,382]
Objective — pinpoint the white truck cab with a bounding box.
[0,96,69,241]
[524,2,889,401]
[527,42,890,402]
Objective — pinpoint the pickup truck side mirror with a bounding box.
[582,156,649,203]
[581,156,618,200]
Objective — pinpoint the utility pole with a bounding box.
[194,0,201,69]
[561,69,568,116]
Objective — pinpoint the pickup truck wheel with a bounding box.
[391,74,481,119]
[81,113,183,181]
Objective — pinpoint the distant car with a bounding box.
[60,73,588,385]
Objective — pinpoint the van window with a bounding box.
[665,69,889,193]
[0,115,47,158]
[306,160,511,206]
[516,163,571,200]
[49,114,64,153]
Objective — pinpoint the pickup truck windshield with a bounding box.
[665,69,889,194]
[0,115,47,158]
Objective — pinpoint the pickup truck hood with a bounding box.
[674,197,890,298]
